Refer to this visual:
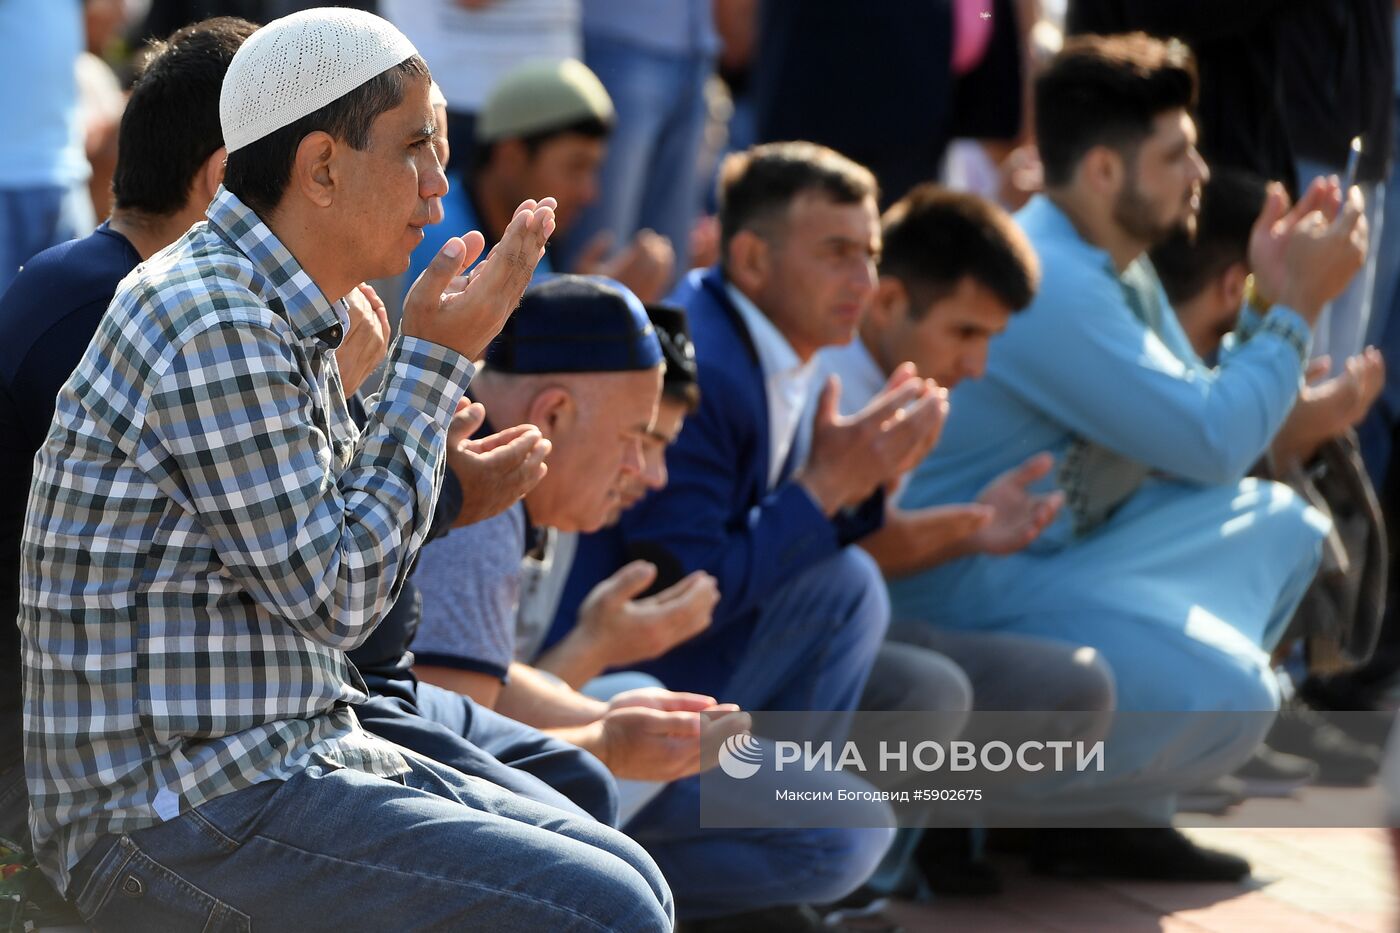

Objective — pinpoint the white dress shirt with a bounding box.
[727,284,820,489]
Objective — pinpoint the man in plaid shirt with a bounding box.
[19,9,672,931]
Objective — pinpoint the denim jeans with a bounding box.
[356,675,619,826]
[67,749,673,932]
[624,547,896,919]
[563,32,713,274]
[0,183,95,295]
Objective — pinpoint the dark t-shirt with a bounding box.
[0,224,141,771]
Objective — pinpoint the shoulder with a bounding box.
[0,230,138,376]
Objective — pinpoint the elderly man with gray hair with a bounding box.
[19,8,672,931]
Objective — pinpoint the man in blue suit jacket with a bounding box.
[546,143,974,930]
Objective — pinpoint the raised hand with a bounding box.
[577,564,718,664]
[796,367,948,515]
[445,399,551,527]
[1271,347,1385,470]
[401,197,557,360]
[1250,177,1367,323]
[335,283,391,396]
[970,452,1065,555]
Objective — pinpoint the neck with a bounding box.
[856,317,893,377]
[472,169,516,245]
[1171,291,1217,359]
[107,207,202,261]
[1045,187,1144,274]
[726,276,819,363]
[260,204,358,305]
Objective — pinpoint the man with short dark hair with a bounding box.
[20,9,672,930]
[1152,170,1383,475]
[406,57,675,302]
[890,33,1365,880]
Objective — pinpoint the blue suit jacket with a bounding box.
[544,267,883,696]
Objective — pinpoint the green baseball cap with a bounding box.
[476,58,615,143]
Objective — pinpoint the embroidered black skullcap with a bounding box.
[483,275,662,374]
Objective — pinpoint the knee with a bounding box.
[581,849,675,933]
[787,826,896,905]
[868,643,973,715]
[1060,646,1117,714]
[834,546,891,642]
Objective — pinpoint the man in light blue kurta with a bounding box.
[889,33,1367,879]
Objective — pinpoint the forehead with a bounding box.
[784,191,879,240]
[376,75,435,133]
[1142,108,1196,153]
[920,278,1013,329]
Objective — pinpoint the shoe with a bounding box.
[817,886,905,932]
[1028,827,1251,882]
[1231,745,1318,797]
[678,904,867,933]
[1179,775,1246,815]
[912,828,1002,897]
[1264,702,1381,786]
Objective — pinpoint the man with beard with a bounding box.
[887,33,1367,880]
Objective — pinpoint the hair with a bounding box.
[717,141,878,263]
[1150,169,1267,306]
[475,116,612,171]
[1036,32,1198,188]
[879,184,1040,316]
[111,17,259,216]
[223,54,431,217]
[662,378,701,413]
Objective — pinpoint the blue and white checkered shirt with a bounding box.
[20,187,474,892]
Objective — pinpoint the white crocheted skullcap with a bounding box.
[220,7,420,154]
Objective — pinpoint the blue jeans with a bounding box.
[625,547,896,919]
[0,183,95,296]
[564,32,713,273]
[356,675,619,826]
[68,750,673,932]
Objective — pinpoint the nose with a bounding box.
[1190,147,1210,185]
[621,438,644,478]
[645,456,668,491]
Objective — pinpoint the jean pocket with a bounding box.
[75,835,250,933]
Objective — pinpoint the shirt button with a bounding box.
[121,874,145,897]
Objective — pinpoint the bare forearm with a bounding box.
[494,662,608,729]
[534,632,610,691]
[860,508,979,577]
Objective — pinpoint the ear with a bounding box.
[291,131,337,209]
[869,276,910,329]
[199,146,227,206]
[1078,145,1124,198]
[1220,261,1248,311]
[725,229,772,296]
[525,385,576,439]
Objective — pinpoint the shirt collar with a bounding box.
[725,282,811,383]
[1019,194,1118,278]
[205,186,346,346]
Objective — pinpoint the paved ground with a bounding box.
[882,790,1398,931]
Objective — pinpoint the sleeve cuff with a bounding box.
[1254,306,1313,368]
[378,336,476,427]
[413,651,509,683]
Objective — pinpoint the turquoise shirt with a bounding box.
[890,195,1312,618]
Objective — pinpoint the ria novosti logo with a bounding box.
[718,731,764,779]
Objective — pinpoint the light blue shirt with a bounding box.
[898,194,1312,552]
[0,1,88,187]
